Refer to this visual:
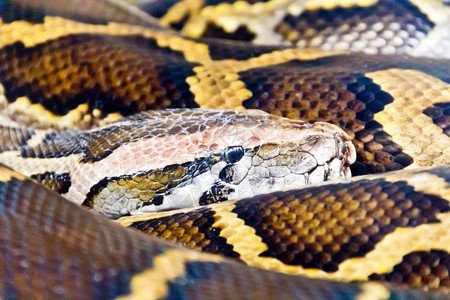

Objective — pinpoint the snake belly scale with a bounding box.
[0,0,449,299]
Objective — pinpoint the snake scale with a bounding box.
[0,0,449,299]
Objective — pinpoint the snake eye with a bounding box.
[222,146,244,164]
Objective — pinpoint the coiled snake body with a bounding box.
[0,0,449,299]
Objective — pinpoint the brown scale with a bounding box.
[241,67,401,175]
[0,172,163,299]
[369,250,450,292]
[230,178,448,272]
[0,126,34,153]
[129,208,240,258]
[0,161,444,299]
[0,34,447,176]
[201,23,256,41]
[239,54,449,175]
[423,103,450,137]
[30,172,71,194]
[201,38,283,60]
[274,0,434,54]
[173,261,361,300]
[0,34,199,118]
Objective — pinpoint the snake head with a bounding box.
[1,109,355,218]
[81,110,355,218]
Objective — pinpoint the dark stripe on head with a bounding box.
[19,117,204,162]
[31,172,71,194]
[19,129,79,159]
[423,102,450,137]
[0,126,34,153]
[275,0,434,53]
[231,179,449,272]
[130,208,239,258]
[369,250,450,291]
[0,34,198,117]
[18,109,281,162]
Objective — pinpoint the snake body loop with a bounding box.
[0,0,449,298]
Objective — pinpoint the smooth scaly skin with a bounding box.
[142,0,450,58]
[0,164,447,299]
[119,165,450,293]
[0,0,449,298]
[0,2,448,175]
